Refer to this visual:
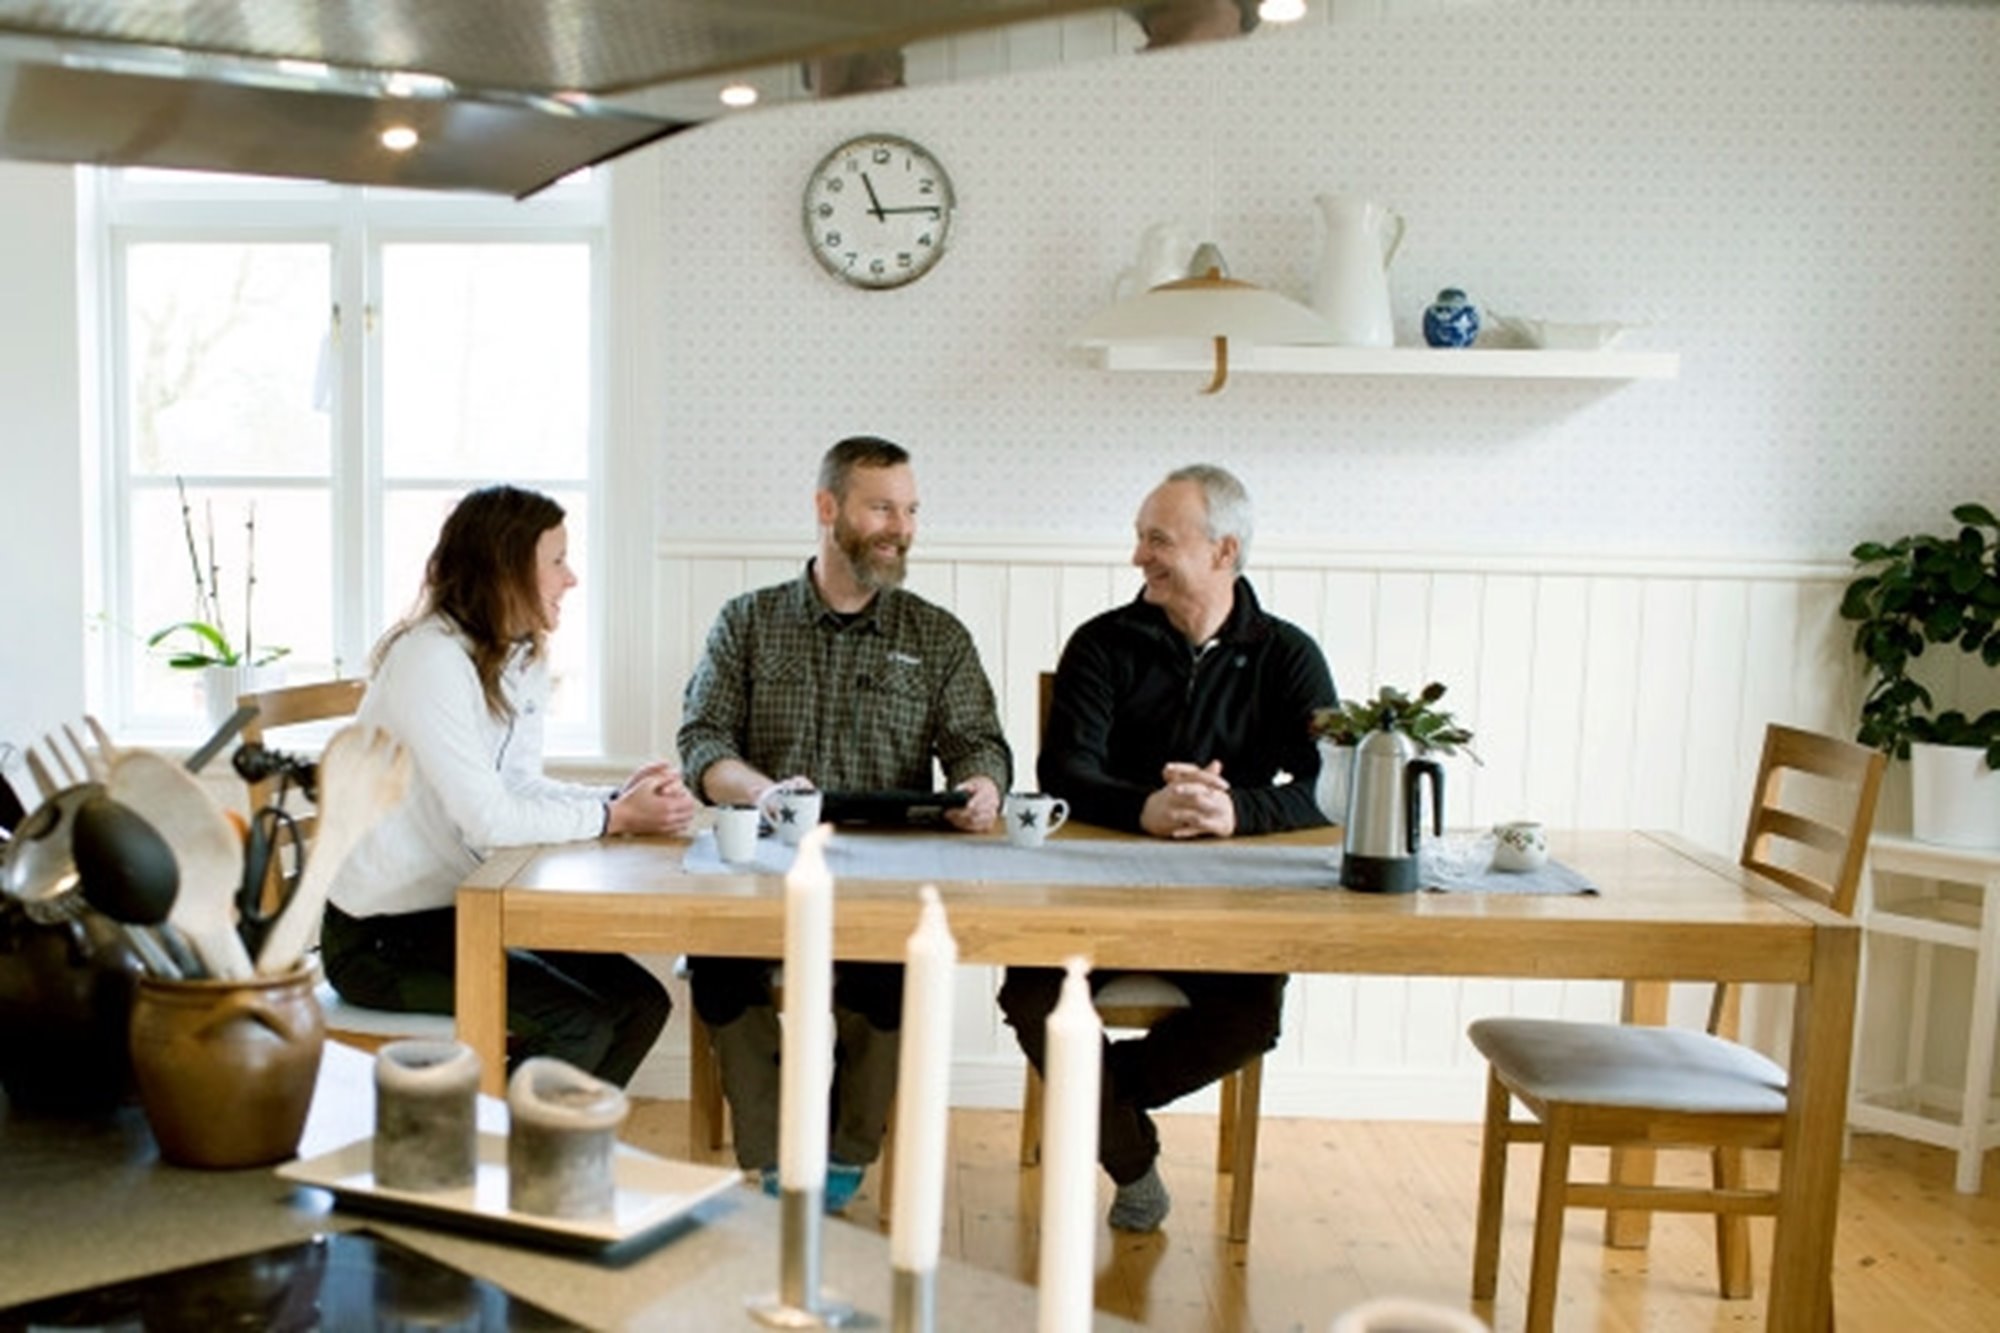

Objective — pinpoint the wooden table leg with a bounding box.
[455,885,509,1096]
[1604,978,1669,1249]
[1767,917,1858,1332]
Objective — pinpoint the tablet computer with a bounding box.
[819,788,971,827]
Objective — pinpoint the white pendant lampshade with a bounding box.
[1072,243,1332,394]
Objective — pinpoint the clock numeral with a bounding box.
[917,178,935,195]
[869,258,887,276]
[872,147,892,165]
[815,203,833,219]
[824,230,842,248]
[896,253,914,269]
[843,253,859,269]
[825,177,844,193]
[917,233,934,248]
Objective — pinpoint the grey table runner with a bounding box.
[681,829,1595,895]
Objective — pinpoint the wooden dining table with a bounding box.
[453,824,1857,1332]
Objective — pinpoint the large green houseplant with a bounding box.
[1840,502,2000,768]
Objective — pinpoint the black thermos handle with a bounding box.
[1403,759,1446,854]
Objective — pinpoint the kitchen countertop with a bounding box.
[0,1042,1135,1329]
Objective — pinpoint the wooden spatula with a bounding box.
[256,724,411,977]
[107,749,255,980]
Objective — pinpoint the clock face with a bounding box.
[802,134,955,290]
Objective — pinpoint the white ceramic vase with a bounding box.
[1910,741,2000,848]
[200,663,284,734]
[1314,740,1354,827]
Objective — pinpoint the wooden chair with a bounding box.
[235,677,456,1055]
[1467,723,1885,1332]
[1017,670,1266,1242]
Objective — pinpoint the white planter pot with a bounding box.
[1910,741,2000,849]
[201,663,285,736]
[1314,740,1354,827]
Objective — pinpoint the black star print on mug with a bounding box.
[1016,807,1040,829]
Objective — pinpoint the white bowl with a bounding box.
[1495,315,1630,351]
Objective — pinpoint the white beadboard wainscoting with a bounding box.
[630,537,1875,1119]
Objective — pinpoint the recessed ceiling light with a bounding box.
[380,125,420,152]
[718,83,758,108]
[1259,0,1308,22]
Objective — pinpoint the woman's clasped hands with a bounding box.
[606,760,699,836]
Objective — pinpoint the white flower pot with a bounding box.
[1910,741,2000,849]
[201,663,285,736]
[1314,740,1354,827]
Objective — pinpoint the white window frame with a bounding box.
[85,169,612,754]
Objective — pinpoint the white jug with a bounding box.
[1310,194,1406,347]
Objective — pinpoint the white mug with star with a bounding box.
[1004,791,1070,848]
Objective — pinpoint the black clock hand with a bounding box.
[876,205,943,217]
[860,172,887,222]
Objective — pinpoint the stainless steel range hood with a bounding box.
[0,1,1197,198]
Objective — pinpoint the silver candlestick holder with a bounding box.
[746,1187,859,1328]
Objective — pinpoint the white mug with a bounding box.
[1491,820,1549,872]
[714,803,759,863]
[1004,792,1069,848]
[766,788,823,846]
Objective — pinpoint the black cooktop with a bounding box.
[0,1230,581,1331]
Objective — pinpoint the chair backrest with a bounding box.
[1038,670,1057,749]
[235,678,365,911]
[1713,723,1884,1038]
[236,678,366,816]
[1738,723,1885,916]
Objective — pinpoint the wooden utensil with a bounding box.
[255,724,410,977]
[107,749,255,980]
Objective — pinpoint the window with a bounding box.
[88,170,607,749]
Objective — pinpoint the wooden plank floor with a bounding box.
[624,1102,2000,1331]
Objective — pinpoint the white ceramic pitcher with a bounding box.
[1310,194,1406,347]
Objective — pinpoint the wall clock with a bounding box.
[801,133,955,290]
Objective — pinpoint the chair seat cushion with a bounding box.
[1468,1017,1788,1115]
[315,978,455,1039]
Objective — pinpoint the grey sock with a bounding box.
[1107,1164,1171,1232]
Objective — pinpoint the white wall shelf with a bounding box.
[1097,344,1680,380]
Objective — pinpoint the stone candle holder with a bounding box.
[374,1038,480,1192]
[506,1057,628,1218]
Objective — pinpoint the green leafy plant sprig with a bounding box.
[1309,681,1481,763]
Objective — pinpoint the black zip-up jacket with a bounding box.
[1038,578,1338,835]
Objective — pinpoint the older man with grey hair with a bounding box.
[999,462,1337,1231]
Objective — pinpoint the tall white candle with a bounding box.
[1038,957,1102,1333]
[779,822,834,1191]
[889,886,957,1272]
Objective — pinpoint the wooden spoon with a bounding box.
[107,749,254,980]
[256,724,410,977]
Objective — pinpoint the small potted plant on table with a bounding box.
[1308,682,1478,825]
[1841,502,2000,847]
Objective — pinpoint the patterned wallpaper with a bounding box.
[638,1,1998,561]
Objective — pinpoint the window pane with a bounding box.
[128,486,334,718]
[381,488,592,731]
[381,244,591,480]
[124,243,332,477]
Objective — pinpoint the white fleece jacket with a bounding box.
[329,615,609,918]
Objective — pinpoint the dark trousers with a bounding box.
[687,955,904,1169]
[997,967,1288,1185]
[322,903,670,1088]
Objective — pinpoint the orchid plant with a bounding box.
[146,477,289,670]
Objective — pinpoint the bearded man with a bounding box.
[677,434,1010,1210]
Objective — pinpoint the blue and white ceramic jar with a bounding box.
[1422,288,1481,348]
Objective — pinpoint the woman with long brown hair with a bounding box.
[322,485,694,1085]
